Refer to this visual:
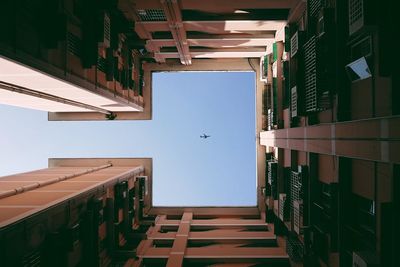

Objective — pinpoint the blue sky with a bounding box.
[0,71,256,206]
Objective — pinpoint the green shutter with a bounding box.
[263,55,269,76]
[273,77,278,124]
[273,43,278,62]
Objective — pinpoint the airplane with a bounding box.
[200,134,211,139]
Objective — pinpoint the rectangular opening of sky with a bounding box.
[152,71,256,206]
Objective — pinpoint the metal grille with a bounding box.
[22,249,41,267]
[309,0,323,18]
[291,86,298,118]
[318,90,331,110]
[97,56,107,73]
[279,194,286,220]
[279,193,289,221]
[67,32,81,57]
[290,171,302,215]
[348,0,364,35]
[286,235,304,262]
[262,86,271,115]
[294,200,303,234]
[304,36,317,112]
[290,32,299,57]
[137,9,166,21]
[138,176,147,200]
[351,35,372,60]
[267,161,276,184]
[349,0,363,24]
[263,55,269,78]
[268,162,278,199]
[103,13,111,47]
[267,108,275,130]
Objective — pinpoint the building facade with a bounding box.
[258,0,397,266]
[0,0,397,266]
[0,158,152,266]
[0,159,292,267]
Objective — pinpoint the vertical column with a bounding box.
[166,212,193,267]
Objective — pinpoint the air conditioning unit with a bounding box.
[293,200,303,235]
[352,251,379,267]
[291,86,298,118]
[279,193,290,221]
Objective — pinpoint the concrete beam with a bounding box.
[146,38,273,51]
[143,247,288,260]
[185,32,276,39]
[149,229,276,240]
[156,51,265,59]
[136,20,287,34]
[135,0,298,12]
[156,218,266,226]
[148,207,260,216]
[160,47,266,52]
[260,116,400,163]
[144,58,255,71]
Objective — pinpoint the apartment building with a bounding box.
[0,159,290,267]
[258,0,397,267]
[0,0,397,266]
[0,158,152,266]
